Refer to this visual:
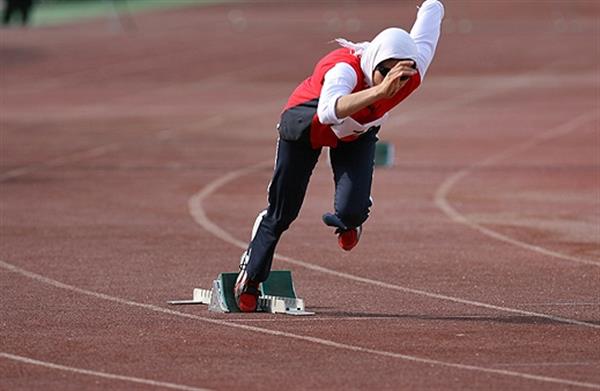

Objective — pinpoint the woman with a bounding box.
[235,0,445,312]
[2,0,35,26]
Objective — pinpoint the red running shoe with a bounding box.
[337,226,362,251]
[233,270,261,312]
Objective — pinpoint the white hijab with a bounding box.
[336,28,418,87]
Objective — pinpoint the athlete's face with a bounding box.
[372,59,400,86]
[372,58,417,86]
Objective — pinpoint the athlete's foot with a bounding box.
[322,212,348,230]
[233,270,261,312]
[337,226,362,251]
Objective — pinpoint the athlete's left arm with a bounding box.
[410,0,445,80]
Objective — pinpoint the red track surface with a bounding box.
[1,1,599,390]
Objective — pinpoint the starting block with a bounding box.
[374,141,394,167]
[168,270,314,316]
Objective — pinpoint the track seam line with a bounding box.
[434,110,599,266]
[0,143,122,182]
[0,115,227,183]
[1,260,599,389]
[187,160,600,329]
[0,352,211,391]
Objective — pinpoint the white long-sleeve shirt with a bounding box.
[317,0,444,126]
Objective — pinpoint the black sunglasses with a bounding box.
[375,64,392,78]
[376,61,416,80]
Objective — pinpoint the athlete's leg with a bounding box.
[244,137,321,282]
[20,0,33,25]
[328,128,378,230]
[3,0,17,25]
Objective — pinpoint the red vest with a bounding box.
[283,48,421,148]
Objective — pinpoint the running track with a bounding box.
[1,1,599,390]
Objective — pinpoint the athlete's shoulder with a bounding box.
[314,47,362,79]
[319,47,360,65]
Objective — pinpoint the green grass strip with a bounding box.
[30,0,238,27]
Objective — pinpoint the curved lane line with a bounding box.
[188,161,600,329]
[0,352,210,391]
[1,260,599,389]
[434,111,599,267]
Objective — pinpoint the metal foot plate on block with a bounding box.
[167,288,211,305]
[168,270,314,316]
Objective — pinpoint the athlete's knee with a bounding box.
[273,214,297,234]
[265,210,298,236]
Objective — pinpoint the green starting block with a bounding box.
[168,270,313,316]
[374,141,394,167]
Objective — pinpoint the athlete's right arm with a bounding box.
[317,62,357,125]
[334,60,417,119]
[318,61,416,125]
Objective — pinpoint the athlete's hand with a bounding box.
[335,60,417,119]
[376,61,417,99]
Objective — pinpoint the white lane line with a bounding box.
[2,260,599,389]
[0,352,211,391]
[225,316,408,322]
[520,303,600,307]
[187,160,600,330]
[434,111,600,267]
[225,315,506,323]
[493,361,599,368]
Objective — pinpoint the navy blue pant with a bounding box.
[245,128,378,282]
